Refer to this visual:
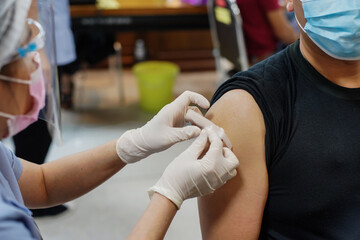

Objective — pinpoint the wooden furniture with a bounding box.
[71,0,208,16]
[70,0,215,71]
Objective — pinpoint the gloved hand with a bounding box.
[185,108,232,149]
[116,91,210,164]
[148,127,239,209]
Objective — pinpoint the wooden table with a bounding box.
[70,0,209,31]
[70,0,214,71]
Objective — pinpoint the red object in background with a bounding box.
[236,0,281,57]
[215,0,226,7]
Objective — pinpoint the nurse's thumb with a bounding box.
[223,147,239,177]
[172,125,201,142]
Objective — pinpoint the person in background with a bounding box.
[236,0,299,64]
[55,0,77,109]
[12,0,76,217]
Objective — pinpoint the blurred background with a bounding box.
[68,0,217,111]
[5,0,298,238]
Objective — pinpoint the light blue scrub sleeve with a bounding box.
[0,197,35,240]
[0,143,41,239]
[0,142,24,202]
[10,150,23,180]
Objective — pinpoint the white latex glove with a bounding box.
[185,108,232,149]
[116,91,210,164]
[148,127,239,209]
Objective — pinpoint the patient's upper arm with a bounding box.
[198,89,268,239]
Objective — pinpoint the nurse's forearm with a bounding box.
[127,193,177,240]
[41,139,126,206]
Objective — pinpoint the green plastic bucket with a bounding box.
[133,61,179,113]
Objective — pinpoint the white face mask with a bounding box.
[0,52,46,138]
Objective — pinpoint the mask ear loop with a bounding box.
[0,75,32,85]
[0,18,46,72]
[295,12,360,61]
[26,19,45,50]
[0,52,41,85]
[0,74,32,121]
[0,112,15,120]
[16,19,45,59]
[295,14,306,33]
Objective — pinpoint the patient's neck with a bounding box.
[300,36,360,89]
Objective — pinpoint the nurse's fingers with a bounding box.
[223,147,239,177]
[175,91,210,110]
[185,108,213,129]
[185,109,232,149]
[188,106,203,115]
[187,129,209,158]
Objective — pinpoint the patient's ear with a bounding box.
[286,0,294,12]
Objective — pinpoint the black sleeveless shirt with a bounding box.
[211,40,360,239]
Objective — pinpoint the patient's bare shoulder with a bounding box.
[199,89,268,240]
[207,89,266,150]
[207,89,264,131]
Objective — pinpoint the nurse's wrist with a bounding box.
[151,192,179,212]
[115,129,147,164]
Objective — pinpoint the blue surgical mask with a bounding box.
[297,0,360,61]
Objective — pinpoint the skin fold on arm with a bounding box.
[198,89,269,239]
